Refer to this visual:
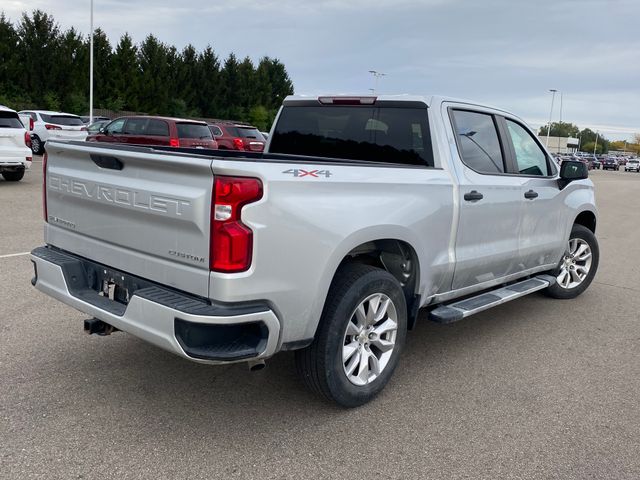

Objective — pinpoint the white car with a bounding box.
[18,110,88,155]
[0,105,32,182]
[625,159,640,172]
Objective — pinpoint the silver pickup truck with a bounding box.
[31,95,598,407]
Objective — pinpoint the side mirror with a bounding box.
[558,160,588,189]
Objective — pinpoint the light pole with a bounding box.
[559,91,563,123]
[546,89,557,148]
[89,0,94,124]
[593,131,598,155]
[368,70,386,94]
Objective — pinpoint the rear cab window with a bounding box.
[0,111,24,129]
[177,123,213,139]
[269,103,433,166]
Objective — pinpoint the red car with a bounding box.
[208,122,266,152]
[87,116,217,149]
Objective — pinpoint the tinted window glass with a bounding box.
[235,127,265,140]
[210,125,223,137]
[105,118,126,134]
[87,120,109,133]
[270,106,432,166]
[124,118,148,135]
[451,110,504,173]
[176,123,212,139]
[506,120,550,176]
[40,114,84,126]
[146,119,169,136]
[0,112,24,128]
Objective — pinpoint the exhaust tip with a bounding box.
[248,360,266,372]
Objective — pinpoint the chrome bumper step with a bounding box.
[429,275,556,324]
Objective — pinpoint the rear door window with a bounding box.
[124,118,148,135]
[0,112,24,128]
[450,110,505,174]
[210,125,223,137]
[505,119,551,176]
[40,114,84,126]
[177,123,213,139]
[146,119,169,136]
[269,105,432,166]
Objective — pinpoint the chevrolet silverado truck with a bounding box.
[31,95,599,407]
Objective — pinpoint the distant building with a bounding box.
[537,136,579,154]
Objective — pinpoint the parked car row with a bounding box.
[552,152,639,172]
[12,109,268,156]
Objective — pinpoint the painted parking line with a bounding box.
[0,252,30,259]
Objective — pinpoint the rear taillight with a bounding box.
[29,118,34,131]
[232,138,244,150]
[42,153,48,222]
[24,131,31,148]
[81,127,87,131]
[169,138,180,147]
[45,124,61,130]
[210,176,263,273]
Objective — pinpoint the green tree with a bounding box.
[111,33,139,111]
[0,10,294,120]
[17,10,62,102]
[195,46,220,117]
[0,14,19,98]
[136,34,170,113]
[538,121,580,138]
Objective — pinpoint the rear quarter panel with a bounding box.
[208,159,455,345]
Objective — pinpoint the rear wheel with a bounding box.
[30,136,44,155]
[2,170,25,182]
[545,224,599,299]
[295,263,407,407]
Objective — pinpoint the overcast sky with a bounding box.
[4,0,639,140]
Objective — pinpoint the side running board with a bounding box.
[429,275,556,324]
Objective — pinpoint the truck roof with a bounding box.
[283,94,512,115]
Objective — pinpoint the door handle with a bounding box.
[524,189,539,200]
[463,190,484,202]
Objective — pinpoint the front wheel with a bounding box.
[545,224,599,299]
[295,263,407,407]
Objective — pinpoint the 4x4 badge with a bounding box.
[282,169,332,178]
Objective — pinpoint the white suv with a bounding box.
[0,106,32,182]
[19,110,88,154]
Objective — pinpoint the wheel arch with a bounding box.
[574,210,596,233]
[305,232,423,343]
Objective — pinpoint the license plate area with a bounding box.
[88,266,141,306]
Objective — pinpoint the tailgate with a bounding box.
[44,141,213,297]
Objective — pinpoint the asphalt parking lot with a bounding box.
[1,160,639,479]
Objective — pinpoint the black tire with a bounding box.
[545,224,599,299]
[2,170,25,182]
[31,136,44,155]
[295,263,407,407]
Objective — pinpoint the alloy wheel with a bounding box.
[342,293,398,386]
[557,238,592,289]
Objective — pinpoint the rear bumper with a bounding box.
[0,154,31,170]
[30,246,280,364]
